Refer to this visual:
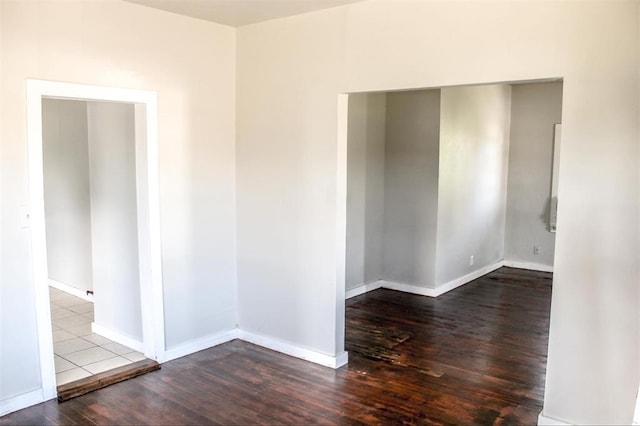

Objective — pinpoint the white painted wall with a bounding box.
[1,1,639,423]
[436,85,511,286]
[0,0,6,401]
[505,82,562,269]
[87,101,142,343]
[236,9,346,356]
[383,90,440,288]
[346,93,386,291]
[1,0,237,407]
[42,99,94,294]
[237,2,639,423]
[638,6,640,410]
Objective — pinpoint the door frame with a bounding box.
[26,79,165,400]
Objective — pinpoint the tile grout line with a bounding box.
[50,286,144,383]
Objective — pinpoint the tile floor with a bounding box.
[49,286,146,386]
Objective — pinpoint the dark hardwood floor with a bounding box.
[1,267,552,425]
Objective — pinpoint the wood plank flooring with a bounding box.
[1,267,552,425]
[56,359,161,402]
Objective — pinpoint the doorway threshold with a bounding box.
[57,358,160,402]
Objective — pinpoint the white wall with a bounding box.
[237,2,639,423]
[638,5,640,401]
[346,93,386,291]
[383,90,440,288]
[42,99,94,293]
[41,99,148,344]
[1,0,237,407]
[87,101,142,343]
[236,8,346,356]
[505,82,562,268]
[436,85,511,286]
[1,1,639,424]
[0,0,6,400]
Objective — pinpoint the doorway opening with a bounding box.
[43,98,150,388]
[340,81,563,297]
[335,80,563,410]
[27,80,165,401]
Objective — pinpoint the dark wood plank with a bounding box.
[1,267,551,425]
[56,359,160,402]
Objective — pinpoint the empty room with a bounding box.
[1,1,639,425]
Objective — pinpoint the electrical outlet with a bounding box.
[469,255,474,266]
[533,245,540,255]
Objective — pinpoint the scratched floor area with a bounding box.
[1,267,551,425]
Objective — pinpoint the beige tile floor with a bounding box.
[49,287,146,386]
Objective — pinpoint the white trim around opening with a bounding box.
[25,79,165,405]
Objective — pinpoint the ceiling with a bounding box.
[123,0,365,27]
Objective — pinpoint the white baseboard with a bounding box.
[237,330,348,369]
[48,279,94,302]
[0,388,50,417]
[161,328,348,370]
[381,280,438,297]
[345,280,383,299]
[162,329,239,362]
[349,261,505,299]
[91,323,144,353]
[432,261,505,296]
[503,260,554,273]
[538,411,572,425]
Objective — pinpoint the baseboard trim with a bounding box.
[345,280,383,299]
[161,328,349,370]
[162,329,239,363]
[381,280,438,297]
[349,262,505,299]
[0,388,49,417]
[48,279,94,302]
[237,330,348,369]
[91,323,144,353]
[503,260,554,273]
[538,412,572,425]
[433,261,505,297]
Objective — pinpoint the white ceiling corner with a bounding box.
[123,0,366,27]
